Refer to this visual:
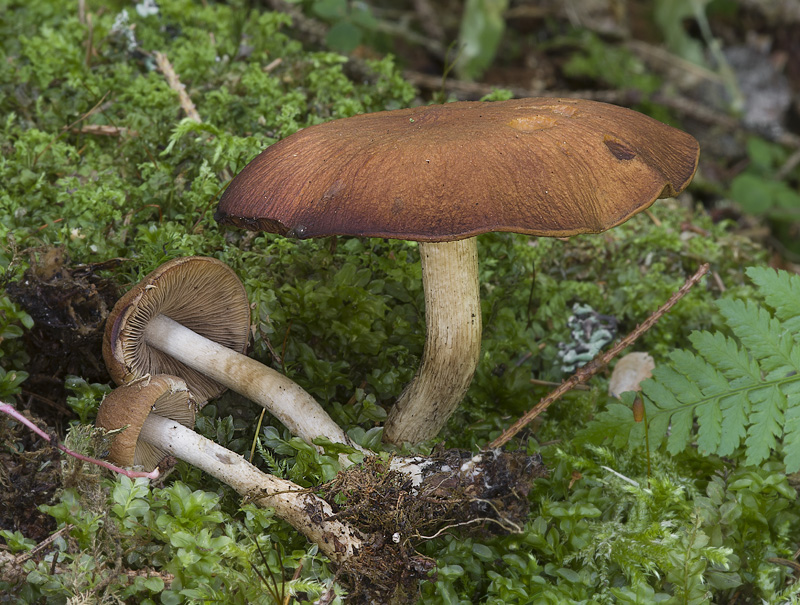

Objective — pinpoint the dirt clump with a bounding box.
[322,449,547,603]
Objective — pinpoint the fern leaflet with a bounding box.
[746,266,800,333]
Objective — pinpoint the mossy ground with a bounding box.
[1,1,799,604]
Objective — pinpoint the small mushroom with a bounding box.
[214,98,700,445]
[103,256,355,450]
[608,352,655,399]
[96,375,363,562]
[96,374,197,470]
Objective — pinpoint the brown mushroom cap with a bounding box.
[103,256,250,402]
[96,375,196,471]
[215,98,700,242]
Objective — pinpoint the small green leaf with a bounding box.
[325,21,362,54]
[456,0,508,80]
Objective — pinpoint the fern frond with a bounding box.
[743,385,786,466]
[670,350,724,454]
[580,266,800,471]
[689,331,760,387]
[688,331,755,456]
[574,398,645,449]
[256,438,287,478]
[782,390,800,471]
[644,268,800,469]
[640,374,686,452]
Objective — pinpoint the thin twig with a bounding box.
[373,19,445,60]
[248,408,267,463]
[487,263,710,450]
[263,58,283,73]
[153,51,201,123]
[529,378,590,391]
[261,0,378,84]
[84,12,94,68]
[644,208,662,227]
[13,524,74,565]
[72,124,138,137]
[768,558,800,574]
[416,516,518,540]
[776,148,800,181]
[152,49,232,227]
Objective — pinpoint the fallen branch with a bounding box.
[488,263,710,450]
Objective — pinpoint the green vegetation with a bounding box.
[1,0,799,603]
[583,267,800,471]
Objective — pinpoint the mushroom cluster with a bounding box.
[102,256,355,453]
[96,97,699,572]
[97,257,368,563]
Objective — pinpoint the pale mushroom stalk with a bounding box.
[96,376,362,561]
[138,413,362,561]
[143,314,356,452]
[103,256,359,458]
[384,238,481,444]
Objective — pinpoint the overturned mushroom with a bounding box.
[95,375,363,562]
[103,256,355,451]
[214,98,700,445]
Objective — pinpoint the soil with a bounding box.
[0,413,61,543]
[2,248,119,572]
[6,247,121,411]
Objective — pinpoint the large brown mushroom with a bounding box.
[214,98,700,445]
[104,256,356,451]
[96,375,363,562]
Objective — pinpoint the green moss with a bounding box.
[0,0,792,603]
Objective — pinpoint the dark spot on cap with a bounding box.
[604,136,637,161]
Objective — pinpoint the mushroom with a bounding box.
[103,256,355,451]
[95,375,363,561]
[213,98,700,445]
[96,374,197,470]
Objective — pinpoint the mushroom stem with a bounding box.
[384,238,482,445]
[138,413,363,562]
[143,315,358,453]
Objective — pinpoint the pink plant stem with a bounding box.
[0,402,159,480]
